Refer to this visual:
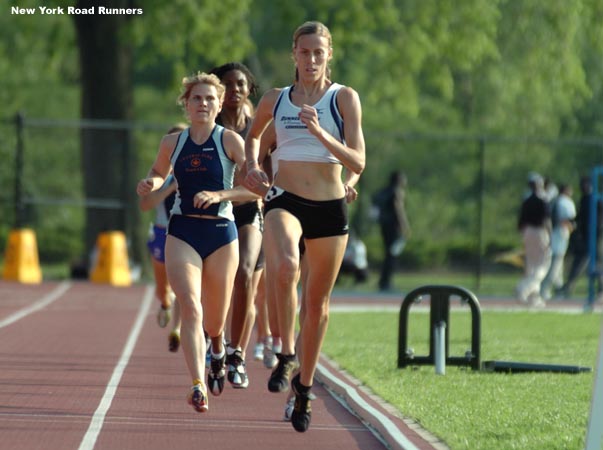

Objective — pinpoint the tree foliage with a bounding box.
[1,0,602,269]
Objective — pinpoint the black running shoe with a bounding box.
[291,374,312,432]
[226,348,249,388]
[168,331,180,353]
[207,352,226,396]
[267,353,298,393]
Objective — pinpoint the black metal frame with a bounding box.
[398,285,482,370]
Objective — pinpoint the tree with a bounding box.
[70,0,253,264]
[72,0,136,259]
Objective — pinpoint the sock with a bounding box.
[192,378,203,386]
[294,375,311,394]
[279,353,296,361]
[226,345,240,356]
[273,339,282,354]
[211,348,225,359]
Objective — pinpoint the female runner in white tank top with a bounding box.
[244,21,365,432]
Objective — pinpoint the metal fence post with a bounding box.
[14,112,25,228]
[476,137,486,290]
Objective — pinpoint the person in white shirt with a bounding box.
[541,183,576,300]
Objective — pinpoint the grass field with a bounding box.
[334,269,592,299]
[322,310,602,450]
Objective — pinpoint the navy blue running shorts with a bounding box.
[168,215,238,260]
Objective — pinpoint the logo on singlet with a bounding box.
[202,147,214,152]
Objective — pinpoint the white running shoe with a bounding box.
[253,343,264,361]
[157,305,172,328]
[531,297,547,309]
[283,397,295,421]
[263,344,278,369]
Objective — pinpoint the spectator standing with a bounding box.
[373,171,411,292]
[516,172,551,307]
[559,175,603,297]
[540,183,576,300]
[543,177,559,205]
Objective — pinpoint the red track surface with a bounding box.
[0,281,439,450]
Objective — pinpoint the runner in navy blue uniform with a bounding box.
[137,72,257,413]
[244,21,365,432]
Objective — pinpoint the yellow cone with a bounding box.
[90,231,131,286]
[2,228,42,283]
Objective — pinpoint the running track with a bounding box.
[0,281,444,450]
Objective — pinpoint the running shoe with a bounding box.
[168,331,180,353]
[226,348,249,388]
[263,342,278,369]
[157,305,172,328]
[290,374,312,432]
[283,397,295,421]
[267,353,298,393]
[253,342,264,361]
[187,383,208,413]
[207,352,226,396]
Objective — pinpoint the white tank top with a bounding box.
[272,83,345,170]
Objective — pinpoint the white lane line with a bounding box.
[0,411,367,432]
[78,285,154,450]
[317,362,420,450]
[0,281,72,329]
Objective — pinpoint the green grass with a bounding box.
[335,269,591,298]
[322,310,602,450]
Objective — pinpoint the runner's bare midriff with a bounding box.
[274,161,344,201]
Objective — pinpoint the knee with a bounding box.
[235,260,255,287]
[274,257,299,288]
[178,297,201,321]
[305,298,330,323]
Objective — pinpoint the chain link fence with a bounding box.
[1,114,602,286]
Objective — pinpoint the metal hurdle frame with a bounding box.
[398,285,481,371]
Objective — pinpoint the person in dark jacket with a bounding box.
[558,175,603,298]
[373,171,411,292]
[516,172,551,307]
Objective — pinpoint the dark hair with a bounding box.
[580,175,592,194]
[209,62,259,97]
[390,171,407,188]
